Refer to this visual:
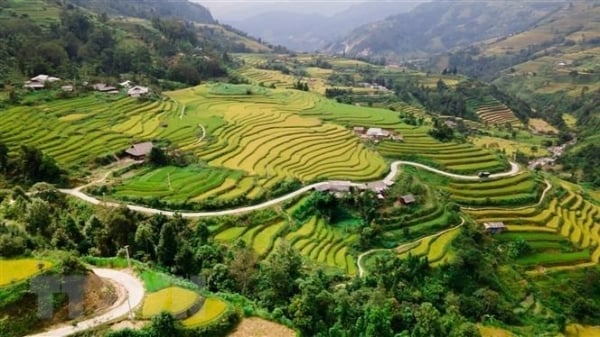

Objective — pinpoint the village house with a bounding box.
[124,142,154,160]
[24,74,61,90]
[128,86,149,98]
[366,127,390,139]
[31,74,60,83]
[353,125,403,142]
[120,80,134,88]
[353,126,365,135]
[61,85,74,92]
[23,81,46,90]
[399,194,416,205]
[93,83,119,93]
[478,171,491,178]
[483,221,506,234]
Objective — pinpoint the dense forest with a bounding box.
[2,178,600,337]
[0,1,241,87]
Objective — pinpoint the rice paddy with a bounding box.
[466,183,600,270]
[468,96,521,127]
[397,227,461,266]
[141,287,200,319]
[140,286,228,328]
[182,297,228,328]
[0,259,53,287]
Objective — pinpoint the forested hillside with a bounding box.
[71,0,215,23]
[440,2,600,186]
[0,0,270,87]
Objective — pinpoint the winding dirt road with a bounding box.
[59,160,520,218]
[26,268,145,337]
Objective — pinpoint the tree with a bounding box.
[227,244,258,295]
[157,222,178,267]
[258,241,303,309]
[150,312,179,337]
[148,147,168,167]
[25,198,52,236]
[135,222,156,258]
[0,142,7,173]
[413,302,442,337]
[174,242,196,277]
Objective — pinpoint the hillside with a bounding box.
[0,0,272,87]
[71,0,215,24]
[230,1,421,51]
[440,2,600,185]
[325,1,563,60]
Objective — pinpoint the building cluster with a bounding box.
[313,180,416,205]
[23,74,61,90]
[353,126,403,142]
[23,74,149,97]
[93,80,149,97]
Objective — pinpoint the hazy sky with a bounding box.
[196,0,381,21]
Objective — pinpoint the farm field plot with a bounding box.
[468,96,521,127]
[466,184,600,269]
[397,227,461,266]
[112,165,243,204]
[470,136,550,157]
[212,208,358,274]
[168,84,388,192]
[141,287,200,318]
[0,259,53,286]
[0,94,189,172]
[378,136,509,174]
[182,297,228,328]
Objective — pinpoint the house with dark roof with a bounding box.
[125,142,154,160]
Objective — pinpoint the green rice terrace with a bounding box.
[0,79,518,210]
[467,96,522,127]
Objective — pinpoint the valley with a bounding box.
[0,1,599,337]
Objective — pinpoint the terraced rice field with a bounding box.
[445,173,544,206]
[212,205,358,274]
[471,136,550,157]
[171,84,388,182]
[469,96,521,126]
[113,165,242,203]
[0,259,53,286]
[397,227,461,266]
[141,287,200,318]
[0,94,184,170]
[466,184,600,270]
[2,84,388,205]
[182,297,228,328]
[285,216,358,274]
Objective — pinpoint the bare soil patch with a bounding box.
[228,317,296,337]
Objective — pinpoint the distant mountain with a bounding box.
[229,1,423,51]
[72,0,215,24]
[325,1,564,60]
